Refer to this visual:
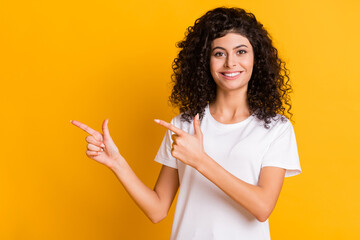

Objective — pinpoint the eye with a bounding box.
[214,52,225,57]
[237,50,247,54]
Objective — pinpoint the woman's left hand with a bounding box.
[154,114,206,169]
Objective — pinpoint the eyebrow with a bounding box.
[212,44,248,52]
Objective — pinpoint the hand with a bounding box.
[70,119,123,169]
[154,114,206,169]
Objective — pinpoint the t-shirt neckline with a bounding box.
[205,104,253,129]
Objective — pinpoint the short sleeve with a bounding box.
[154,118,178,169]
[261,121,302,177]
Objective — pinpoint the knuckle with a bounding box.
[86,135,95,143]
[87,143,96,150]
[86,150,98,156]
[96,133,103,141]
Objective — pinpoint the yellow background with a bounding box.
[1,0,359,239]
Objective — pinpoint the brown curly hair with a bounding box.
[169,6,293,129]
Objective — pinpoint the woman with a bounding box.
[71,7,301,239]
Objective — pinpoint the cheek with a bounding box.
[242,57,254,71]
[209,58,215,71]
[210,58,222,73]
[209,59,216,77]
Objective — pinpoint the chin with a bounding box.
[217,82,249,92]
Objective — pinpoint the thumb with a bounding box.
[102,119,120,155]
[193,114,203,140]
[102,119,114,142]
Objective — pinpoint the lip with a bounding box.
[220,71,243,80]
[221,71,242,74]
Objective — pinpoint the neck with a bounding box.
[209,88,251,123]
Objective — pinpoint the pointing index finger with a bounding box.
[70,120,103,141]
[154,119,185,136]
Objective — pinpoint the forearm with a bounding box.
[109,157,165,223]
[195,154,279,222]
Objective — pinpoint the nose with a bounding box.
[225,54,236,68]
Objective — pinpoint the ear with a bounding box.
[193,114,203,140]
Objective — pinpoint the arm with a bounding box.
[71,119,179,223]
[111,160,179,223]
[196,156,285,222]
[155,115,286,222]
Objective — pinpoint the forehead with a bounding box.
[211,33,251,48]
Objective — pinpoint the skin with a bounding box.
[71,32,286,223]
[70,118,179,223]
[209,32,254,122]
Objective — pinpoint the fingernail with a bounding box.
[154,119,160,123]
[70,120,73,123]
[101,143,105,148]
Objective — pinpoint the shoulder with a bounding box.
[264,114,294,137]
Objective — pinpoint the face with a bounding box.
[209,32,254,93]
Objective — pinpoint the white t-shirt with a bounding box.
[154,104,301,240]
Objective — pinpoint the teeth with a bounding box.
[223,72,240,77]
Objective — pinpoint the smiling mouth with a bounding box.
[221,72,242,77]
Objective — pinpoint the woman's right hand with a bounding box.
[70,119,123,169]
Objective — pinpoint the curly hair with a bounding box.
[169,6,293,129]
